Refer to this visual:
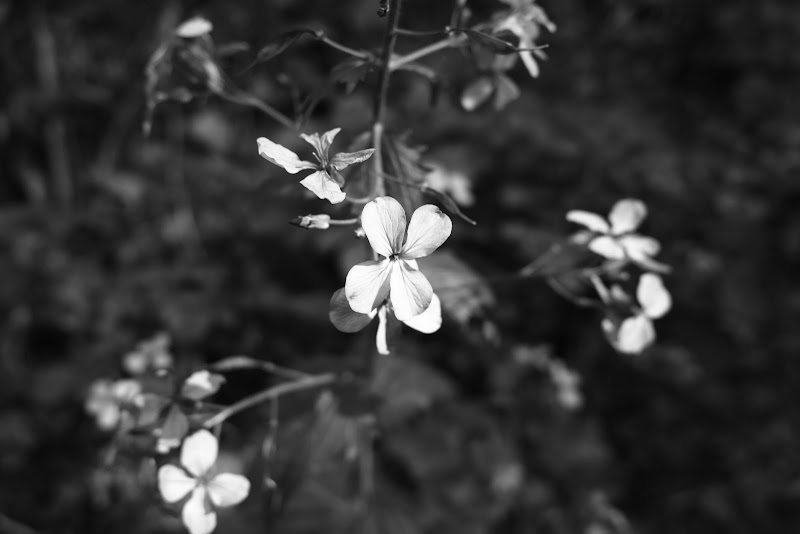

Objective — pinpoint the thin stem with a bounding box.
[389,34,466,70]
[210,355,311,381]
[219,90,297,131]
[315,31,373,60]
[203,373,336,428]
[328,217,360,226]
[393,28,449,37]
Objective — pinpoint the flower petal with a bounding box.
[158,464,196,503]
[181,430,218,477]
[376,306,389,355]
[182,488,217,534]
[565,210,610,233]
[616,315,656,354]
[345,260,392,314]
[208,473,250,508]
[175,17,213,39]
[299,170,346,204]
[401,293,442,334]
[390,260,433,321]
[329,288,377,333]
[619,234,661,260]
[637,273,671,319]
[361,196,407,257]
[329,149,376,171]
[519,49,540,78]
[300,128,340,158]
[400,205,452,260]
[609,199,647,234]
[588,236,625,260]
[256,138,318,174]
[181,371,226,401]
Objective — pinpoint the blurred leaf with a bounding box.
[371,353,454,423]
[332,58,375,93]
[421,185,477,226]
[418,250,496,327]
[382,134,428,215]
[492,73,520,110]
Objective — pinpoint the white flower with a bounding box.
[345,196,452,321]
[257,128,375,204]
[158,430,250,534]
[181,371,226,401]
[491,0,555,78]
[175,17,213,39]
[603,273,672,354]
[566,199,669,272]
[330,287,442,353]
[85,379,143,431]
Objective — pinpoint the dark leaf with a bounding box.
[421,184,477,225]
[371,353,454,423]
[252,29,317,65]
[492,73,520,110]
[331,58,375,93]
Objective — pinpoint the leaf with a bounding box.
[252,29,317,64]
[331,58,375,93]
[381,134,428,216]
[420,184,477,225]
[417,250,496,328]
[370,353,454,423]
[157,404,189,453]
[460,29,519,55]
[492,73,520,110]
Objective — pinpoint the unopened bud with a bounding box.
[290,214,331,230]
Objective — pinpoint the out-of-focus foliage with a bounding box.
[1,0,800,533]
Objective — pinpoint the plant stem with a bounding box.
[203,373,336,428]
[371,0,404,200]
[316,31,372,60]
[389,34,466,71]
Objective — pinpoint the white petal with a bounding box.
[609,199,647,234]
[300,128,340,157]
[400,205,452,260]
[329,287,377,333]
[401,293,442,334]
[637,273,671,319]
[616,315,656,354]
[299,170,346,204]
[361,196,407,257]
[175,17,213,38]
[390,260,433,321]
[345,260,392,314]
[182,371,225,401]
[519,49,540,78]
[565,210,610,233]
[588,236,625,260]
[329,149,375,171]
[181,430,218,477]
[208,473,250,508]
[376,306,389,355]
[182,488,217,534]
[619,234,661,260]
[158,464,197,503]
[256,138,317,174]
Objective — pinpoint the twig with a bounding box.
[389,34,466,70]
[315,30,373,60]
[210,355,312,381]
[203,373,336,428]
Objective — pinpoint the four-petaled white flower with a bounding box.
[345,197,452,321]
[566,199,669,272]
[158,430,250,534]
[491,0,556,78]
[603,273,672,354]
[257,128,375,204]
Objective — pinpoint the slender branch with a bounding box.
[328,217,360,226]
[393,28,449,37]
[210,355,311,381]
[203,373,336,428]
[219,90,297,131]
[389,34,466,70]
[315,31,372,60]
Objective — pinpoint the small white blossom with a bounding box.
[158,430,250,534]
[85,379,143,430]
[603,273,672,354]
[345,196,452,321]
[566,199,669,272]
[257,128,375,204]
[490,0,555,78]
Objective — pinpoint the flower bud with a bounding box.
[290,214,331,230]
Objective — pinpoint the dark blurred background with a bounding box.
[1,0,799,533]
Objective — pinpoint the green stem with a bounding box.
[203,373,336,428]
[389,34,466,70]
[315,31,373,60]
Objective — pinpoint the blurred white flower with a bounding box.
[257,128,374,204]
[122,332,173,376]
[567,199,670,272]
[490,0,555,78]
[345,196,452,321]
[158,430,250,534]
[603,273,672,354]
[425,163,474,207]
[85,379,143,430]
